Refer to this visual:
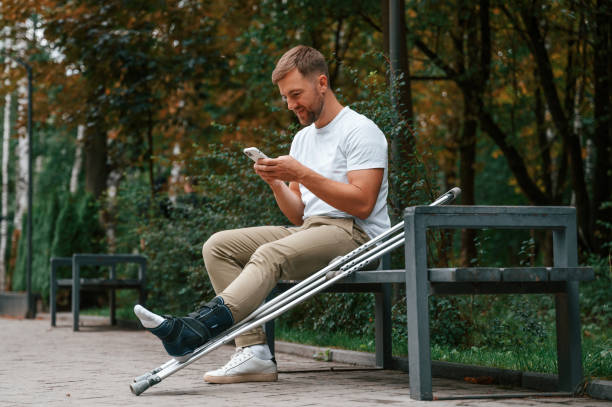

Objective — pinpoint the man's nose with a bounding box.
[287,98,297,110]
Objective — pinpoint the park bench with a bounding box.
[50,254,147,331]
[266,206,593,400]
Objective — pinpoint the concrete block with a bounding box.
[522,371,558,392]
[587,380,612,401]
[0,292,28,317]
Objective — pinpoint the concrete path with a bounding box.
[0,315,609,407]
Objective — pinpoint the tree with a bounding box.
[0,47,11,291]
[409,0,611,254]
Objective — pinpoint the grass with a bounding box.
[275,321,612,380]
[77,293,612,380]
[80,305,139,322]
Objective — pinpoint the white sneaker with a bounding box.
[204,347,278,384]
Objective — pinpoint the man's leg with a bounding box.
[202,225,298,346]
[134,225,296,360]
[219,217,369,322]
[203,216,369,383]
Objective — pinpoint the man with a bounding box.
[134,45,390,384]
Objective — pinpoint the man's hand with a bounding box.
[255,155,383,220]
[253,155,383,221]
[253,156,305,225]
[254,156,306,183]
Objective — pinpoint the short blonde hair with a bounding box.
[271,45,330,85]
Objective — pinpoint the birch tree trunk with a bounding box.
[10,76,29,281]
[104,170,121,253]
[69,125,85,194]
[13,77,28,229]
[0,90,11,292]
[1,33,12,291]
[168,142,182,204]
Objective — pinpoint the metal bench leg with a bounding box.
[139,263,147,306]
[110,289,117,326]
[553,222,582,392]
[264,292,276,356]
[375,283,392,368]
[50,261,57,327]
[555,282,583,391]
[110,265,117,326]
[405,213,433,400]
[72,259,80,331]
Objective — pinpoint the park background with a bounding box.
[0,0,610,383]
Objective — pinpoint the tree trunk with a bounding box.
[535,87,552,197]
[460,2,475,265]
[459,97,478,264]
[13,77,28,237]
[591,0,612,252]
[0,91,10,291]
[69,125,85,195]
[381,0,389,57]
[104,170,122,253]
[388,0,416,220]
[6,77,29,291]
[520,5,592,249]
[169,142,183,204]
[84,124,108,198]
[391,0,414,128]
[147,109,155,198]
[458,0,489,265]
[413,16,549,208]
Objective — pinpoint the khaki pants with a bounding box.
[201,216,370,347]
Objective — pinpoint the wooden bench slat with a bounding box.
[548,267,594,281]
[56,278,143,288]
[428,268,502,282]
[340,270,405,284]
[501,267,548,282]
[428,267,593,283]
[278,266,594,286]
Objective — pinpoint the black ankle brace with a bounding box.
[187,296,235,339]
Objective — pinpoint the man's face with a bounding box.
[277,68,326,126]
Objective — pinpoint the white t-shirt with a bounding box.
[289,106,390,239]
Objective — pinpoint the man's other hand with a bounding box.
[254,156,306,183]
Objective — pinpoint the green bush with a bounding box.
[12,192,106,301]
[114,136,292,315]
[11,127,105,301]
[115,60,437,320]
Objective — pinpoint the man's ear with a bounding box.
[317,74,328,92]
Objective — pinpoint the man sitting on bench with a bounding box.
[135,45,390,384]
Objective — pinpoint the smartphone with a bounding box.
[243,147,269,162]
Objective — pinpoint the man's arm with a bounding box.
[269,180,305,226]
[254,163,305,226]
[255,156,383,220]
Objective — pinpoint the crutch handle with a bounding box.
[448,187,461,199]
[430,187,461,206]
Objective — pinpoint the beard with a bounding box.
[296,94,325,126]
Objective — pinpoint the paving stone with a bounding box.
[0,314,610,407]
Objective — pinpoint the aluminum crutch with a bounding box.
[130,187,460,395]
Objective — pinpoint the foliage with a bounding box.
[11,126,105,300]
[277,293,376,341]
[1,0,610,380]
[580,253,612,330]
[275,311,612,378]
[113,131,292,314]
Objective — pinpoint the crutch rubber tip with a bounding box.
[130,380,150,396]
[132,372,152,383]
[131,375,160,396]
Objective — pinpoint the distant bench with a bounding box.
[266,206,593,400]
[50,254,147,331]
